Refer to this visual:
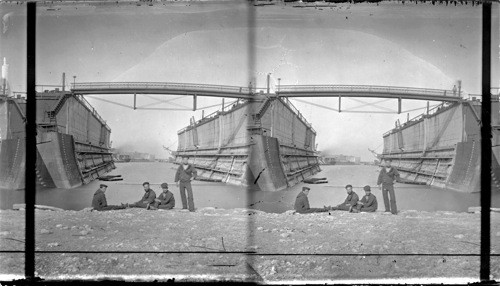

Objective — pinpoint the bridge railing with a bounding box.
[71,82,253,95]
[278,85,458,97]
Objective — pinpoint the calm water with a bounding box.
[0,162,247,211]
[250,165,500,213]
[1,163,498,213]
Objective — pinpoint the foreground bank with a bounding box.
[0,208,499,282]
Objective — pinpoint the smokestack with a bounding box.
[62,72,66,91]
[267,73,270,94]
[1,58,8,80]
[2,58,8,95]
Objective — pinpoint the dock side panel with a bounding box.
[0,138,25,190]
[37,132,83,189]
[248,135,288,192]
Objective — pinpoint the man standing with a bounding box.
[91,184,126,211]
[325,184,359,211]
[352,185,378,213]
[294,187,329,214]
[175,157,197,212]
[127,182,156,209]
[377,159,400,214]
[150,183,175,210]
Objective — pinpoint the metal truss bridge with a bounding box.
[69,82,464,113]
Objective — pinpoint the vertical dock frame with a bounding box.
[25,1,36,280]
[480,1,492,282]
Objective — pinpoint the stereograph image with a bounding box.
[0,0,499,283]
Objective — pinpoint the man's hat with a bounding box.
[161,183,169,189]
[345,184,352,189]
[363,185,371,192]
[302,187,310,191]
[100,184,108,188]
[143,182,150,186]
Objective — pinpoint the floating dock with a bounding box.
[381,98,500,193]
[0,90,115,190]
[175,94,320,192]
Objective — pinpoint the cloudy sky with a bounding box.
[0,1,498,160]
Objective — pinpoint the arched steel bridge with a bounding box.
[69,82,464,113]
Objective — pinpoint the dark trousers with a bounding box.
[299,208,328,214]
[179,181,195,211]
[129,202,149,208]
[356,205,377,212]
[332,204,351,211]
[382,184,397,214]
[96,205,126,211]
[152,202,174,209]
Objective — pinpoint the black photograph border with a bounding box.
[0,0,496,284]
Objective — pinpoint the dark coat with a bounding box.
[359,193,377,211]
[340,191,359,206]
[92,189,107,210]
[175,164,197,183]
[136,189,156,204]
[294,192,310,213]
[377,167,400,186]
[157,190,175,208]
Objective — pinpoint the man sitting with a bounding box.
[294,187,329,214]
[150,183,175,210]
[352,185,378,213]
[125,182,156,209]
[91,184,126,211]
[325,184,359,212]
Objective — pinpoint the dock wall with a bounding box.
[0,98,25,141]
[55,95,112,149]
[259,98,316,151]
[177,103,248,151]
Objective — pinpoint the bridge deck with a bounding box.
[277,85,462,102]
[71,82,254,99]
[71,82,463,102]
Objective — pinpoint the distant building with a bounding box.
[127,152,155,162]
[320,154,361,165]
[112,150,156,162]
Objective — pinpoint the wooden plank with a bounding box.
[13,204,64,211]
[467,206,500,213]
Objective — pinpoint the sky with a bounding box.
[0,1,499,160]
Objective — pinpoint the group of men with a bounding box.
[92,156,400,215]
[91,157,197,212]
[294,159,400,214]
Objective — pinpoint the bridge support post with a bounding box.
[133,93,136,110]
[193,95,197,111]
[338,96,341,113]
[398,97,402,114]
